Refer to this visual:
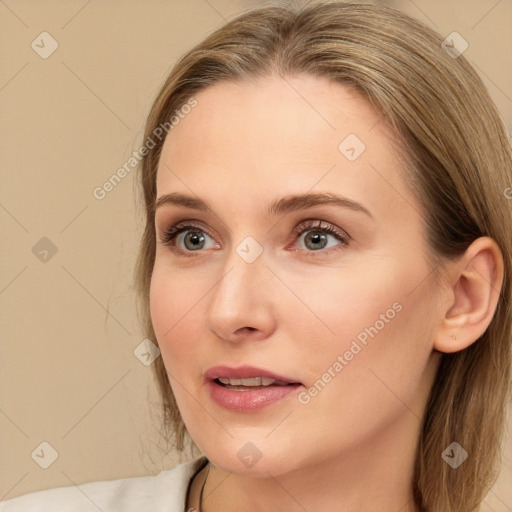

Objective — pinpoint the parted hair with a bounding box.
[134,2,512,511]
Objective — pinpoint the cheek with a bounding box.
[298,272,436,435]
[291,256,436,408]
[282,261,406,363]
[149,266,210,428]
[149,264,201,371]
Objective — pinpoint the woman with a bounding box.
[2,1,510,511]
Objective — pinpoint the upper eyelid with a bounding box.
[293,219,350,238]
[160,219,214,237]
[159,219,350,245]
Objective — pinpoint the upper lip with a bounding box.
[205,365,301,384]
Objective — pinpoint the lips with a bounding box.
[205,365,303,411]
[205,365,301,385]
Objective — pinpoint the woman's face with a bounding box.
[150,75,443,475]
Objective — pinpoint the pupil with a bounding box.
[185,232,205,250]
[306,232,326,250]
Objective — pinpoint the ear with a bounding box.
[433,236,504,354]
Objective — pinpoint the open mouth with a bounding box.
[205,366,303,410]
[214,377,300,391]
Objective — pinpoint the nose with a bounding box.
[206,245,277,343]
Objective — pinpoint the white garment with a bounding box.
[0,456,207,512]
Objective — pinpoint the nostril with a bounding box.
[232,326,257,336]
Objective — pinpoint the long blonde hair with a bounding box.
[134,2,512,510]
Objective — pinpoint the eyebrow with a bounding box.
[154,191,374,220]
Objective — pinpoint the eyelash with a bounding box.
[158,219,350,258]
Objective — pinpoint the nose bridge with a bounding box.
[212,239,266,312]
[206,236,273,338]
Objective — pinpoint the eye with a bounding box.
[158,219,349,257]
[159,221,219,257]
[291,219,349,255]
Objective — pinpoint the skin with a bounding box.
[149,75,503,512]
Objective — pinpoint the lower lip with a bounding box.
[207,380,302,411]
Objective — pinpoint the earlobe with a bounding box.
[433,236,504,354]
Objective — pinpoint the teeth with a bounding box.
[217,377,278,386]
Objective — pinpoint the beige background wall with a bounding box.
[1,0,511,508]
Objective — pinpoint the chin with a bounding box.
[192,432,304,477]
[207,450,294,477]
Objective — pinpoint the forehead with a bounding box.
[155,75,418,226]
[161,75,386,160]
